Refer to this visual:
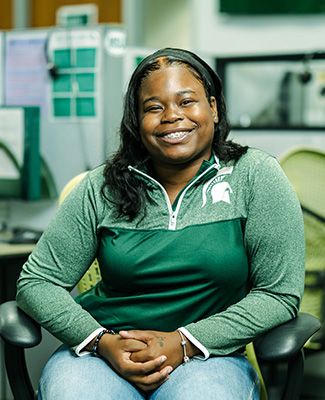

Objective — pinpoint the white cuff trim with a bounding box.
[73,328,105,357]
[179,327,210,360]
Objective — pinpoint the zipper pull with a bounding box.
[169,211,177,230]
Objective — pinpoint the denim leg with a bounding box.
[149,355,260,400]
[38,345,145,400]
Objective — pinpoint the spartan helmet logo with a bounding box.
[201,167,234,207]
[210,182,233,204]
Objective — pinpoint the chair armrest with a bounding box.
[0,300,41,347]
[253,313,320,362]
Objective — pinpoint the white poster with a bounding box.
[5,32,48,111]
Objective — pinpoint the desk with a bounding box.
[0,243,34,257]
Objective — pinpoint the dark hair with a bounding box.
[103,48,247,220]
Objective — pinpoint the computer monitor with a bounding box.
[0,106,41,201]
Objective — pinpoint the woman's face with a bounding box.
[138,64,217,169]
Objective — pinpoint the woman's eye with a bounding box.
[181,99,195,106]
[145,105,162,112]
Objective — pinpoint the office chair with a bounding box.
[279,147,325,350]
[0,172,321,400]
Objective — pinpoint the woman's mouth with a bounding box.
[158,130,194,143]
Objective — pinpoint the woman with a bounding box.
[17,48,305,399]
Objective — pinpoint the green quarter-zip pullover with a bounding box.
[16,148,305,356]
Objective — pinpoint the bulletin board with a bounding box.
[47,29,101,119]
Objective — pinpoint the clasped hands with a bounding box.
[97,329,191,392]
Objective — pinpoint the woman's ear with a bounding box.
[210,96,218,123]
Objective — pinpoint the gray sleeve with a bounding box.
[185,155,305,355]
[16,174,102,347]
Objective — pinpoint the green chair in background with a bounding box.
[280,146,325,350]
[57,172,101,293]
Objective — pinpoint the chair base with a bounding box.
[4,342,35,400]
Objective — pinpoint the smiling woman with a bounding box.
[16,48,305,400]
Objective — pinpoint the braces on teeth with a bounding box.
[164,131,189,139]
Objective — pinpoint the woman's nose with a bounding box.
[161,105,183,123]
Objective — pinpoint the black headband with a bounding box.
[134,47,221,98]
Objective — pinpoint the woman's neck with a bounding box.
[152,160,203,204]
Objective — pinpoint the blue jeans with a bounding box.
[38,345,260,399]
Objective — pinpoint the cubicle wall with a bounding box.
[2,25,126,194]
[230,130,325,159]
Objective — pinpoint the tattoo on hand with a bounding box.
[158,336,165,348]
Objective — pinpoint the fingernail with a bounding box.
[160,356,167,362]
[166,367,173,374]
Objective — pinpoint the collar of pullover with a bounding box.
[128,153,221,189]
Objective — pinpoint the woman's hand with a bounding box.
[97,333,173,391]
[119,330,200,370]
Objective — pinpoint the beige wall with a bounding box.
[142,0,190,49]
